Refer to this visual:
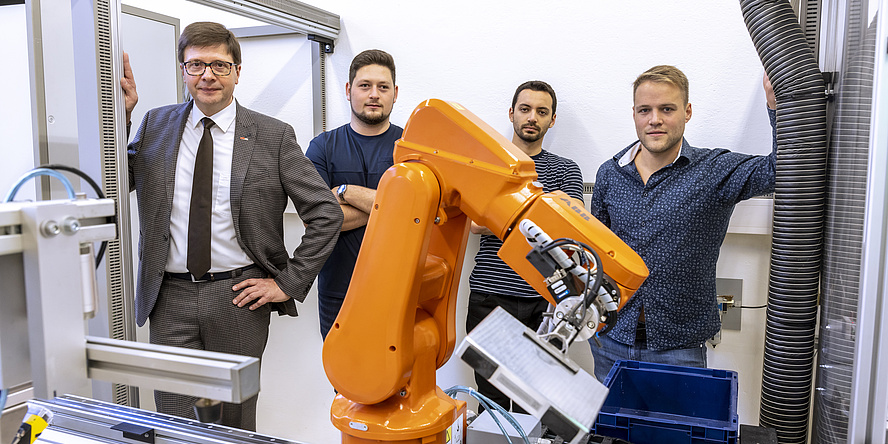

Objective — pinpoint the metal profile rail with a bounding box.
[86,336,260,404]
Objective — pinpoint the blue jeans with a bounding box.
[588,333,707,382]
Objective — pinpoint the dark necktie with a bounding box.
[187,117,215,279]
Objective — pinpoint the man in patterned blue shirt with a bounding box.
[588,65,776,381]
[467,81,584,411]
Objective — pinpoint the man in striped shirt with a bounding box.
[466,81,584,412]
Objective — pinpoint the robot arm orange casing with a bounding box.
[498,190,648,309]
[391,99,647,310]
[322,99,648,426]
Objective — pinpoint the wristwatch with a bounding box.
[337,184,348,204]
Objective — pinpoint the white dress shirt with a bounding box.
[618,141,684,167]
[165,100,253,273]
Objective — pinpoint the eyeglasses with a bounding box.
[182,60,237,77]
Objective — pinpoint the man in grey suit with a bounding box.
[120,22,342,430]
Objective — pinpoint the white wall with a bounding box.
[316,0,775,170]
[2,1,776,443]
[120,0,775,167]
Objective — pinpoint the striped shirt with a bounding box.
[469,149,584,297]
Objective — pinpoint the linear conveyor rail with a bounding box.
[31,395,308,444]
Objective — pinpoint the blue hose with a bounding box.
[445,385,531,444]
[4,168,77,202]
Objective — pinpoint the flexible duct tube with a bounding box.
[739,1,828,443]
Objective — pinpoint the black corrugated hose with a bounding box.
[739,1,828,443]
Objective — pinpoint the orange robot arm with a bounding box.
[322,99,647,444]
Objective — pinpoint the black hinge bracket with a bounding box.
[308,34,335,54]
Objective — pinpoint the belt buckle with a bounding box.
[191,273,207,283]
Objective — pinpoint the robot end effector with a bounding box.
[520,219,617,349]
[497,191,648,351]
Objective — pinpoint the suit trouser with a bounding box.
[465,291,550,413]
[149,266,270,431]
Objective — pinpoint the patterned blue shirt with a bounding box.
[591,109,776,350]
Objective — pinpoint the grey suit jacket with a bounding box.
[128,100,342,327]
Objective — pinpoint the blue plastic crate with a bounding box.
[591,361,739,444]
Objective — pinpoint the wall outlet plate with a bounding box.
[716,278,742,331]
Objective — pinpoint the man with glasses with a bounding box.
[120,21,342,429]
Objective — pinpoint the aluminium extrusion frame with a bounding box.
[848,1,888,442]
[3,198,118,400]
[1,198,261,410]
[85,336,260,404]
[26,0,141,405]
[186,0,339,40]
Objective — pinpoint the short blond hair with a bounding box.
[633,65,689,105]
